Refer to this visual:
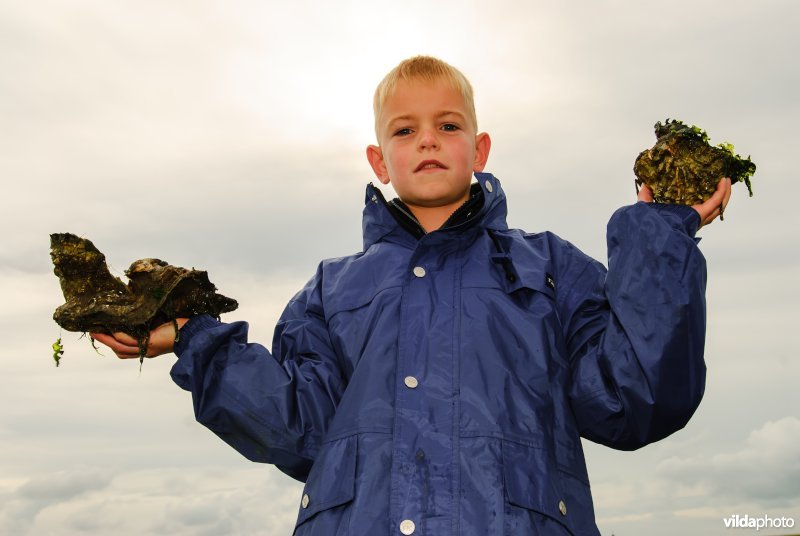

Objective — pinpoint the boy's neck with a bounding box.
[408,200,467,233]
[389,184,483,236]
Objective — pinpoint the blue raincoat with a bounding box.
[171,173,706,535]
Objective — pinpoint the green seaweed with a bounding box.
[634,119,756,206]
[52,337,64,367]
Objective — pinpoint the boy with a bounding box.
[94,56,731,535]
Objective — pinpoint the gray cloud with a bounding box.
[0,468,113,534]
[16,468,112,502]
[658,417,800,505]
[0,466,302,536]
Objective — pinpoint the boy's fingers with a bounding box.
[91,322,185,360]
[90,331,138,346]
[708,176,730,205]
[89,332,115,347]
[637,183,654,203]
[112,331,139,345]
[722,177,733,207]
[90,332,141,359]
[709,177,732,225]
[693,177,731,228]
[90,319,186,361]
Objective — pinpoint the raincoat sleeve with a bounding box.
[566,201,707,450]
[170,264,344,481]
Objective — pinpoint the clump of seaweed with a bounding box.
[52,337,64,367]
[634,119,756,209]
[50,233,237,366]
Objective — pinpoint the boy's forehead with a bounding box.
[380,78,471,124]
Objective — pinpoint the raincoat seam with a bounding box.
[388,272,412,534]
[217,387,319,455]
[325,285,404,318]
[458,432,544,449]
[322,428,392,443]
[570,386,614,408]
[556,463,591,484]
[451,248,464,536]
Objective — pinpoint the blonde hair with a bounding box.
[373,56,477,140]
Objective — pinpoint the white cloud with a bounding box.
[16,468,113,502]
[592,418,800,535]
[0,468,113,534]
[0,466,303,536]
[658,417,800,505]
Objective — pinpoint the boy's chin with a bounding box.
[404,193,469,209]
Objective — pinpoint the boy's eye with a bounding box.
[441,123,459,132]
[393,128,412,137]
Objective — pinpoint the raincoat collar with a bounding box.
[362,172,509,250]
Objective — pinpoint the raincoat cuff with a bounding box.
[643,202,701,238]
[174,314,221,357]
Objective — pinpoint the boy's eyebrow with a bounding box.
[386,114,414,128]
[436,110,466,120]
[386,110,467,128]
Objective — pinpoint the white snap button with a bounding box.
[485,180,493,193]
[400,519,416,535]
[404,376,419,389]
[412,266,426,278]
[558,499,567,516]
[301,494,310,509]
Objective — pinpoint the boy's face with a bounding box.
[367,78,490,211]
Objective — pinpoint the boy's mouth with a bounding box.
[415,160,447,172]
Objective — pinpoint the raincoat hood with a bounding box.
[362,172,509,250]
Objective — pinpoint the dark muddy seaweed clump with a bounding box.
[50,233,237,361]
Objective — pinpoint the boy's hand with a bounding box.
[91,318,189,360]
[637,177,732,229]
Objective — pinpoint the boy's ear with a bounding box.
[472,132,492,172]
[366,144,391,185]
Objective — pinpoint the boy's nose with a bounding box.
[417,128,439,150]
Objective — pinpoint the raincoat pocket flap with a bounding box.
[464,258,555,299]
[322,255,406,318]
[295,435,357,527]
[502,440,573,532]
[508,261,556,299]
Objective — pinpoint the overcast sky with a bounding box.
[1,1,798,535]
